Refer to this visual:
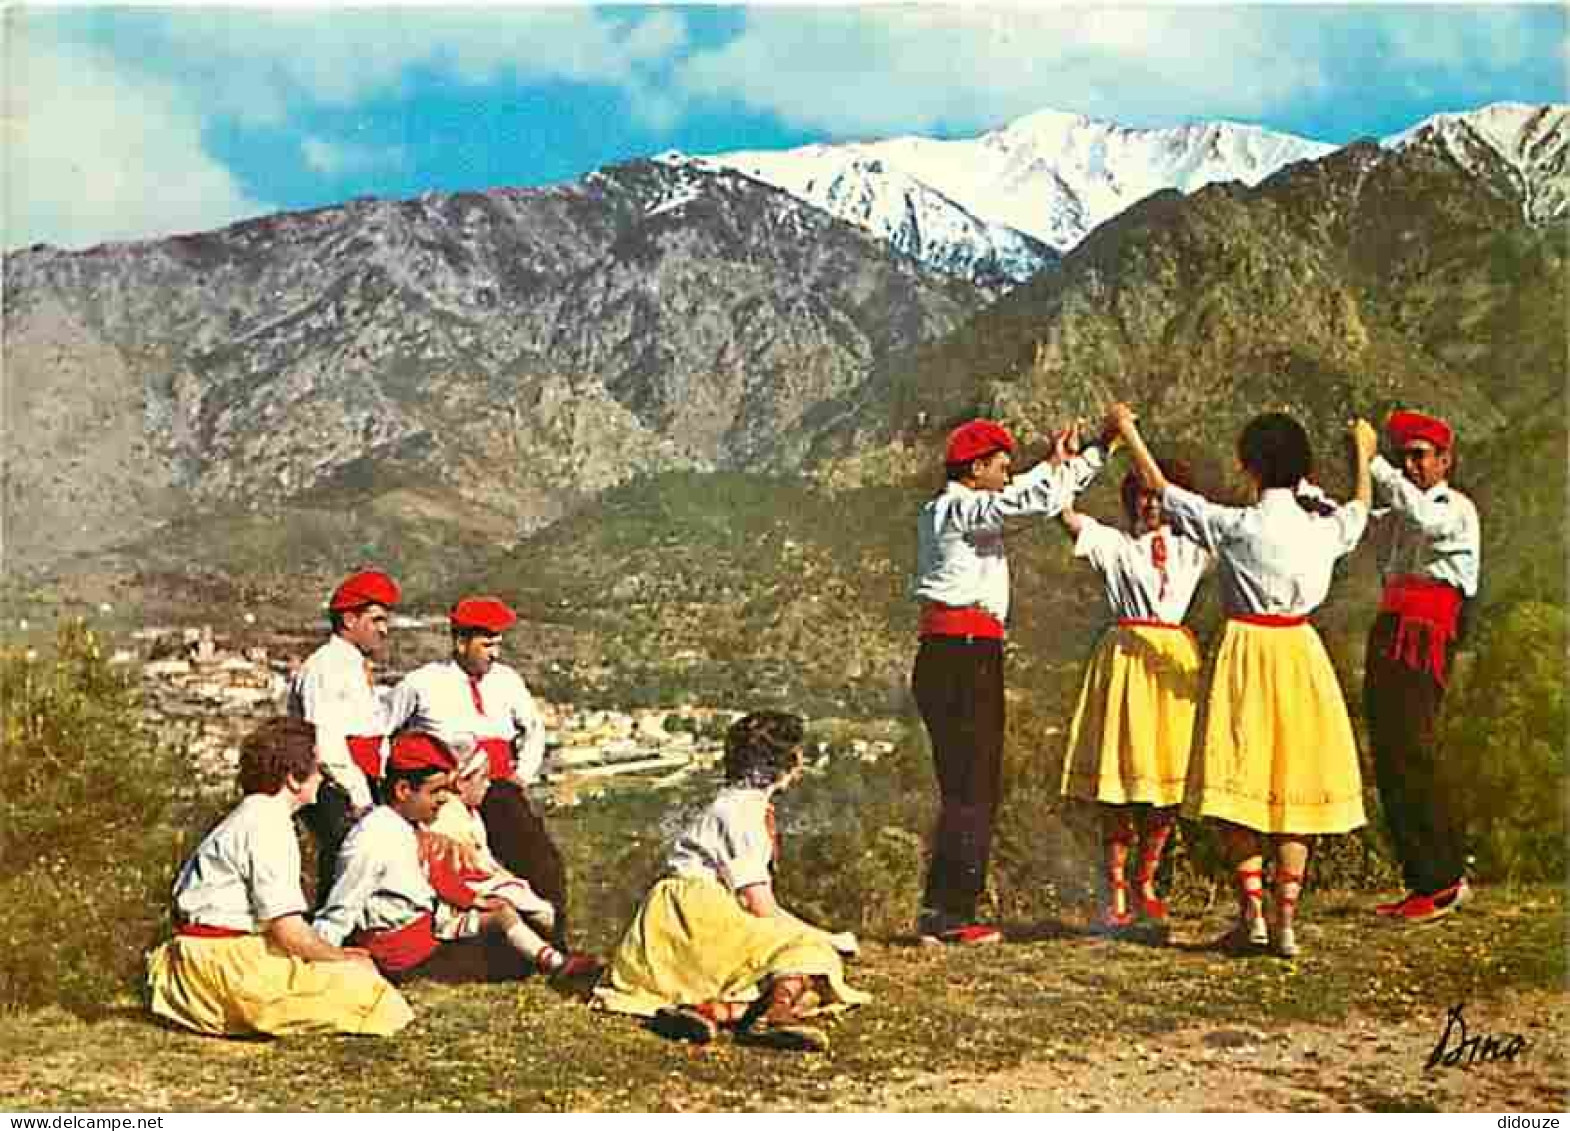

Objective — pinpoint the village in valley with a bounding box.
[111,613,894,804]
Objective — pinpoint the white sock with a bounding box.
[503,919,551,966]
[533,944,566,974]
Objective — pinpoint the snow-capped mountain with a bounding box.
[673,148,1054,291]
[700,109,1335,284]
[1383,102,1568,222]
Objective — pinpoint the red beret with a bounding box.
[1387,411,1454,451]
[450,596,516,634]
[386,732,456,775]
[946,420,1015,465]
[329,570,401,612]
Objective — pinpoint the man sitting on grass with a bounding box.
[314,731,596,984]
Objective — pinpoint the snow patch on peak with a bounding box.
[1385,101,1569,221]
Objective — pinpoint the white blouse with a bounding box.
[1073,516,1210,624]
[172,792,308,933]
[665,787,776,893]
[1162,484,1368,617]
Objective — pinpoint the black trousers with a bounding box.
[912,636,1005,923]
[299,778,375,908]
[481,780,570,947]
[1363,613,1465,896]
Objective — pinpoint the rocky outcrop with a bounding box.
[4,159,984,570]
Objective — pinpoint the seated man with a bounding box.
[315,731,594,984]
[146,717,413,1038]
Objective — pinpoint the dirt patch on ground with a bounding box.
[842,989,1567,1112]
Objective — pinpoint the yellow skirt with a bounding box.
[146,934,415,1038]
[1060,623,1202,807]
[593,874,871,1019]
[1182,620,1366,834]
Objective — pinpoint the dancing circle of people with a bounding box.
[147,400,1479,1053]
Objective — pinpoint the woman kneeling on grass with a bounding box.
[593,711,870,1051]
[146,717,414,1038]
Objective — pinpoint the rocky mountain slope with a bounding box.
[1385,102,1568,224]
[3,159,984,571]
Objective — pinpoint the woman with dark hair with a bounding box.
[1058,460,1211,932]
[594,711,869,1051]
[1114,407,1379,958]
[146,717,413,1038]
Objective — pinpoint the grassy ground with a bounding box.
[0,884,1561,1112]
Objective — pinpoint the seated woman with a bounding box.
[594,711,870,1052]
[146,717,414,1038]
[419,740,582,968]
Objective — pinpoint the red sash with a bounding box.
[354,913,438,975]
[478,737,515,781]
[919,603,1005,640]
[1230,613,1309,627]
[1380,574,1463,685]
[175,922,248,940]
[347,735,386,780]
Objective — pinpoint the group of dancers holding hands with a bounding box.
[145,395,1477,1055]
[913,400,1478,961]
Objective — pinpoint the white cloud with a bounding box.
[301,136,408,177]
[3,30,273,250]
[131,8,690,128]
[672,8,1332,139]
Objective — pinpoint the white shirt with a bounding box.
[1073,517,1210,624]
[666,787,775,893]
[1369,457,1481,598]
[913,448,1105,625]
[314,806,436,945]
[171,792,308,933]
[287,634,388,810]
[385,660,548,783]
[1162,484,1368,617]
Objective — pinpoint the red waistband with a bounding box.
[176,923,249,940]
[1380,575,1463,685]
[1229,613,1309,627]
[477,737,515,781]
[919,603,1005,640]
[347,735,386,780]
[353,912,438,975]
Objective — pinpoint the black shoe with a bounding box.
[650,1006,718,1045]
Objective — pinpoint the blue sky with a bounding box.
[7,4,1567,250]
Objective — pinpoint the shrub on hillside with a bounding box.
[0,621,212,1015]
[1437,600,1567,883]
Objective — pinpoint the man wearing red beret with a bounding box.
[315,732,589,982]
[911,407,1123,946]
[1364,410,1481,924]
[289,569,402,906]
[386,596,572,948]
